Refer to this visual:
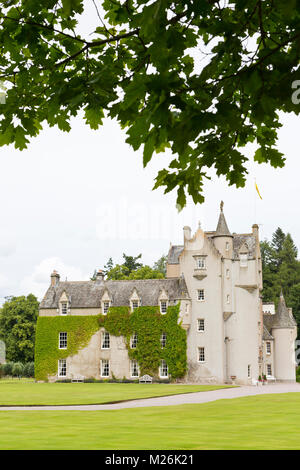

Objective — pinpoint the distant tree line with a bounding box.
[261,227,300,335]
[91,253,167,280]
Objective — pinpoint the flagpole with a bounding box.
[254,177,257,224]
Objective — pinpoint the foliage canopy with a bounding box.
[0,1,298,205]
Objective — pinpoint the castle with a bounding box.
[37,203,297,384]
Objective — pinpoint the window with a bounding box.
[101,359,110,377]
[131,300,140,312]
[226,294,230,304]
[197,289,205,301]
[198,347,205,362]
[58,359,66,377]
[197,319,205,332]
[160,333,167,348]
[59,332,67,349]
[266,342,271,355]
[130,360,139,377]
[103,301,110,315]
[160,300,167,314]
[240,254,248,267]
[248,365,251,378]
[196,256,206,269]
[101,331,110,349]
[61,302,68,315]
[226,242,229,251]
[159,360,168,378]
[131,333,138,349]
[226,269,230,279]
[267,364,272,376]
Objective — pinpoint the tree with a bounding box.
[127,265,164,280]
[0,294,39,363]
[122,253,142,274]
[261,228,300,337]
[152,254,167,276]
[101,253,167,280]
[0,1,297,206]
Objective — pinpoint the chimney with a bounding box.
[183,226,191,242]
[252,224,259,239]
[50,270,60,287]
[96,269,105,283]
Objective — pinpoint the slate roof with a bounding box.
[232,234,257,260]
[263,293,297,330]
[167,245,184,264]
[214,210,232,237]
[40,277,190,309]
[262,325,274,341]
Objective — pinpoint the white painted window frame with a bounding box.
[100,359,110,377]
[159,360,168,378]
[58,359,67,377]
[198,347,205,363]
[59,332,67,349]
[101,331,110,349]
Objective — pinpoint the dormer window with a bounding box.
[60,302,68,315]
[131,300,140,312]
[240,254,248,267]
[196,256,206,269]
[102,301,110,315]
[160,300,168,314]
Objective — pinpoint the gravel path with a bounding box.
[1,383,300,411]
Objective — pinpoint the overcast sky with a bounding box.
[0,3,299,304]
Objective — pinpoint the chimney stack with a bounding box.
[96,269,105,283]
[183,226,191,242]
[50,270,60,287]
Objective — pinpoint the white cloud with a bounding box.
[20,257,90,300]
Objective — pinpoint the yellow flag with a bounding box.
[255,182,262,200]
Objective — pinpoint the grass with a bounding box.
[0,393,300,449]
[0,382,233,406]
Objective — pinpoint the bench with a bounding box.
[139,374,153,384]
[266,375,276,383]
[71,375,85,383]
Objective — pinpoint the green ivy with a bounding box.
[35,305,187,381]
[35,315,100,381]
[101,304,187,379]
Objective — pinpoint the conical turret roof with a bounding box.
[213,201,232,237]
[264,291,297,329]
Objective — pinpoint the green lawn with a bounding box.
[0,393,300,449]
[0,382,232,406]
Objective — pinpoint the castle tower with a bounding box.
[270,291,297,381]
[212,201,233,258]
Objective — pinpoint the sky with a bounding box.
[0,3,299,304]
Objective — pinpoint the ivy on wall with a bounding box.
[101,304,187,379]
[35,316,100,381]
[35,305,187,381]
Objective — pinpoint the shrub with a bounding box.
[12,362,24,378]
[24,362,34,378]
[2,362,14,377]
